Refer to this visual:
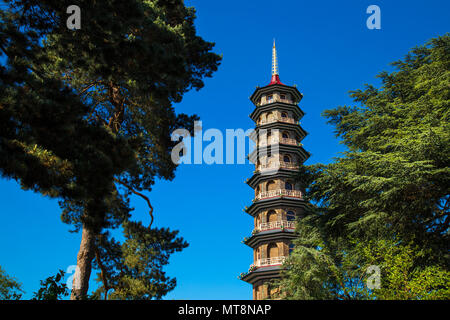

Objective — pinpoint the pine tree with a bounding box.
[0,5,132,201]
[278,34,450,300]
[1,0,221,299]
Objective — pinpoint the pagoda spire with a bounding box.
[269,39,283,85]
[272,39,279,76]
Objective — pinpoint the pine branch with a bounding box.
[113,178,154,227]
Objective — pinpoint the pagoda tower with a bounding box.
[240,41,310,300]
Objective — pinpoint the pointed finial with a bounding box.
[272,39,279,76]
[268,39,283,85]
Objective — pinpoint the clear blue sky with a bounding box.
[0,0,449,299]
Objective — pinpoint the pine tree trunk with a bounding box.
[70,224,96,300]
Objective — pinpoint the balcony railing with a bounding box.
[256,189,302,200]
[253,256,287,268]
[256,220,296,232]
[257,98,293,106]
[259,117,296,125]
[258,162,299,172]
[258,137,301,147]
[278,98,292,104]
[280,137,299,146]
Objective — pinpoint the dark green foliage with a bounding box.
[1,0,220,299]
[92,222,188,300]
[278,35,450,300]
[0,266,23,300]
[32,270,69,300]
[0,0,135,222]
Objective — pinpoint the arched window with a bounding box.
[287,211,295,221]
[283,155,291,163]
[285,181,293,190]
[267,95,273,103]
[282,131,289,139]
[267,210,277,223]
[266,180,276,191]
[267,243,279,258]
[281,112,288,118]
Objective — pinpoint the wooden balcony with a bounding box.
[258,117,296,126]
[258,161,299,172]
[255,189,302,201]
[256,98,293,107]
[255,220,296,232]
[252,256,287,268]
[258,137,301,147]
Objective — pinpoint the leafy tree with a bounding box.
[1,1,138,299]
[361,240,450,300]
[1,0,220,299]
[32,270,69,300]
[91,222,188,300]
[0,266,23,300]
[0,6,132,201]
[278,35,450,300]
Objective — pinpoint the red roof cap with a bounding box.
[269,74,284,86]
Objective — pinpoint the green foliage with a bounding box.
[1,0,220,299]
[0,0,136,226]
[275,214,373,300]
[92,222,188,300]
[0,266,23,300]
[279,34,450,300]
[32,270,69,300]
[361,240,450,300]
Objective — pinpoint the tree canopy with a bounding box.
[278,34,450,300]
[0,0,221,299]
